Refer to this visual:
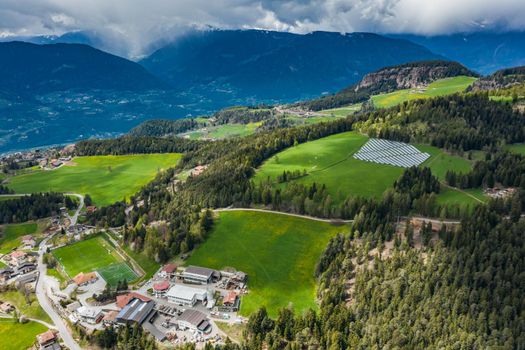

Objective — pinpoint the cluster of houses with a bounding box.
[484,186,517,199]
[0,250,37,283]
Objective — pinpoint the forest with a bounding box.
[0,193,76,223]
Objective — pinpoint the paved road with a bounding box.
[214,207,353,223]
[65,193,84,226]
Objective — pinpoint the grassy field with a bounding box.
[180,123,261,140]
[0,290,52,323]
[506,143,525,156]
[7,154,181,206]
[319,103,362,117]
[371,76,477,108]
[255,131,479,205]
[53,235,137,286]
[0,222,39,254]
[186,210,345,317]
[0,320,47,350]
[123,247,160,281]
[436,187,486,207]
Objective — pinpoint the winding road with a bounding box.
[214,207,353,223]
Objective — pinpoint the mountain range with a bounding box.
[0,29,524,153]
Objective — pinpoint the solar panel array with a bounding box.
[353,138,430,168]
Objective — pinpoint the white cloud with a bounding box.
[0,0,523,57]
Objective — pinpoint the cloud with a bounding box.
[0,0,524,57]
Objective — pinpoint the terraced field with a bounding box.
[7,154,181,206]
[186,210,345,317]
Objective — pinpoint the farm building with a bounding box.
[72,271,98,286]
[182,265,220,284]
[166,284,207,306]
[9,251,28,266]
[177,309,212,334]
[77,306,103,324]
[153,280,170,298]
[159,263,177,278]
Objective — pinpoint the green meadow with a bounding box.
[7,154,181,206]
[180,122,261,140]
[53,235,137,286]
[318,104,362,117]
[506,143,525,156]
[255,131,479,204]
[0,320,47,350]
[0,222,39,254]
[371,76,477,108]
[186,210,345,317]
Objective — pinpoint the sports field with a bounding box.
[52,235,137,286]
[7,154,181,206]
[186,210,345,317]
[371,76,477,108]
[255,131,477,203]
[0,320,47,350]
[0,222,39,254]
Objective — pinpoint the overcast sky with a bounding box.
[1,0,524,57]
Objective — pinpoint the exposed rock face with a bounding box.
[355,60,475,93]
[470,66,525,91]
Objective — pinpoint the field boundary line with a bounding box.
[214,208,353,223]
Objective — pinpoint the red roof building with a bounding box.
[37,330,57,347]
[116,292,151,309]
[159,263,177,278]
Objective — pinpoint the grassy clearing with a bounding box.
[123,247,160,281]
[318,103,362,117]
[7,154,181,206]
[215,321,245,342]
[180,123,261,140]
[436,187,486,208]
[53,235,137,286]
[371,76,477,108]
[186,210,345,317]
[255,131,482,207]
[0,320,47,350]
[0,222,38,254]
[506,143,525,156]
[0,290,52,323]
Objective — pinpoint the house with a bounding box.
[16,272,37,285]
[77,306,103,324]
[166,284,207,306]
[116,292,151,309]
[0,268,13,282]
[37,330,60,350]
[0,302,14,313]
[221,291,240,312]
[86,206,97,214]
[182,266,220,285]
[177,309,212,334]
[191,165,208,177]
[21,235,36,249]
[72,271,98,286]
[9,251,27,266]
[159,263,177,279]
[65,301,81,314]
[13,262,36,276]
[153,280,170,298]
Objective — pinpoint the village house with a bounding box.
[166,284,207,306]
[21,235,37,249]
[116,292,151,309]
[182,265,220,285]
[159,263,177,279]
[36,330,60,350]
[153,280,170,298]
[9,250,28,266]
[0,302,14,313]
[72,271,98,286]
[177,309,212,334]
[221,291,240,312]
[77,306,103,324]
[0,268,13,282]
[13,261,37,276]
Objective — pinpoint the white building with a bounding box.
[166,284,207,306]
[77,306,103,324]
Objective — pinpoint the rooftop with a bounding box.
[161,263,177,273]
[166,284,206,301]
[183,265,215,278]
[37,330,56,345]
[72,271,97,285]
[116,292,151,309]
[116,298,155,325]
[153,280,170,291]
[77,306,101,318]
[178,309,208,327]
